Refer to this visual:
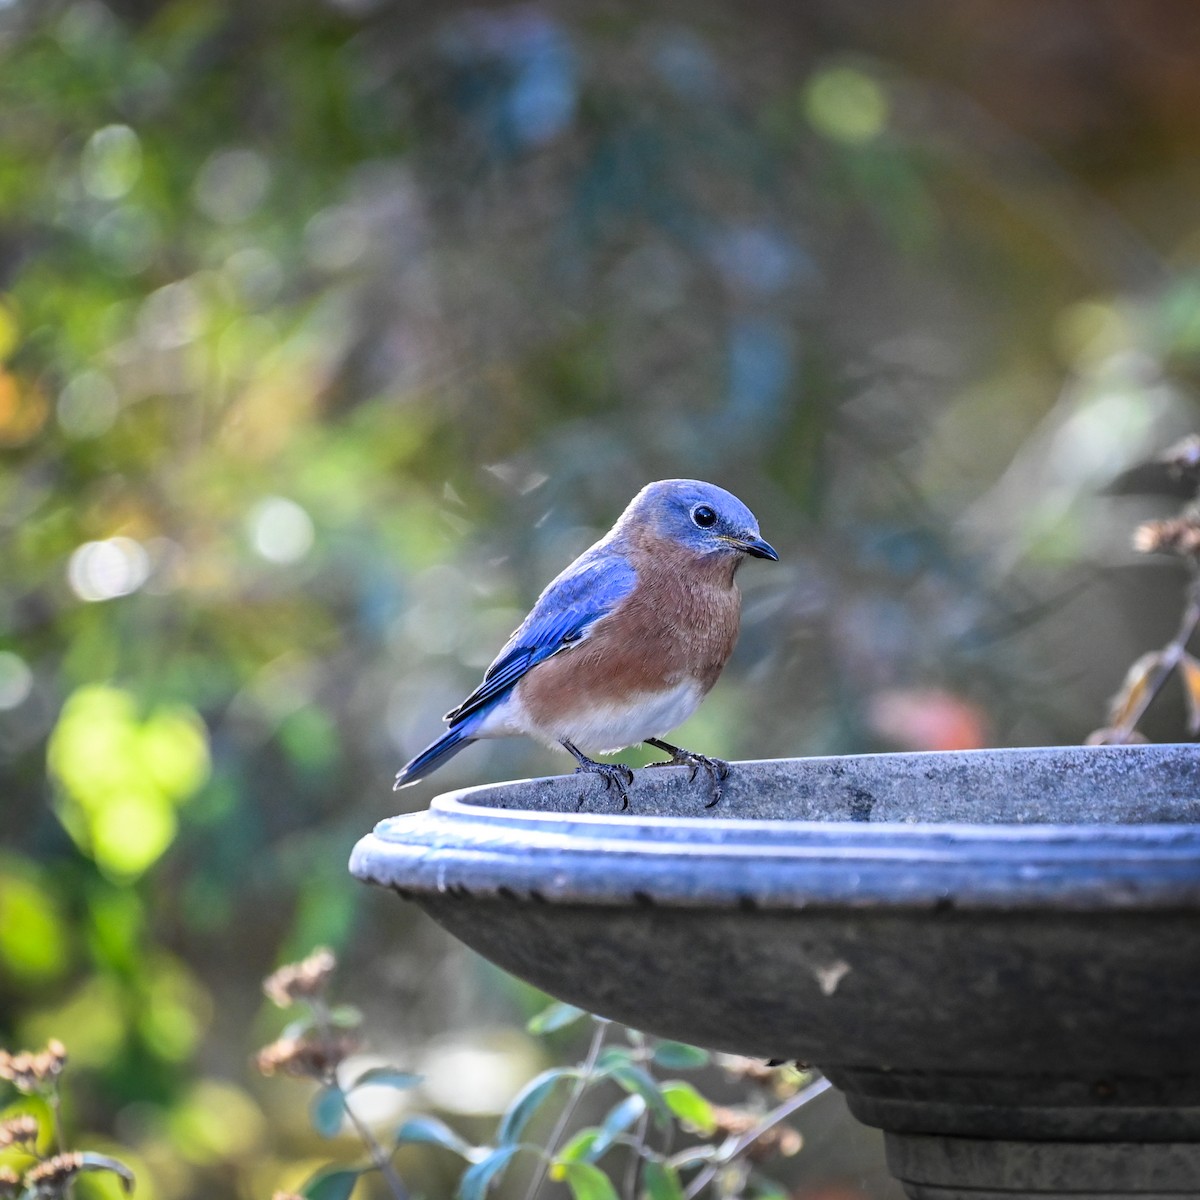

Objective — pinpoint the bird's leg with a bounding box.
[561,739,634,810]
[645,737,730,807]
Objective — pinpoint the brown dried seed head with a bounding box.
[715,1054,809,1099]
[263,947,337,1008]
[744,1122,804,1163]
[0,1050,31,1088]
[715,1055,781,1085]
[1133,516,1200,557]
[0,1040,69,1092]
[255,1031,357,1079]
[709,1106,803,1162]
[710,1104,759,1137]
[24,1152,85,1188]
[0,1114,39,1148]
[773,1126,804,1157]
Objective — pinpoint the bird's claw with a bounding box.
[574,760,634,810]
[647,748,730,807]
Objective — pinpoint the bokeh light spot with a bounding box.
[418,1028,542,1115]
[68,537,151,602]
[92,789,179,881]
[223,246,283,307]
[0,857,68,983]
[0,650,33,710]
[305,206,370,271]
[48,685,211,880]
[868,687,988,752]
[137,954,210,1062]
[247,496,315,564]
[140,707,211,798]
[89,204,159,275]
[138,279,206,349]
[804,65,888,144]
[0,371,48,445]
[81,124,142,200]
[55,0,120,59]
[57,369,119,438]
[167,1080,266,1163]
[0,299,19,361]
[20,973,125,1067]
[194,147,270,224]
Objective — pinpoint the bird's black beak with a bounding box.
[730,535,779,561]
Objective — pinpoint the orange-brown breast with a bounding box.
[518,535,743,723]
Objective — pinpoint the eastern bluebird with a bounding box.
[393,479,778,806]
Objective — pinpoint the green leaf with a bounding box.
[303,1167,361,1200]
[526,1001,588,1035]
[396,1114,478,1160]
[350,1066,423,1092]
[76,1152,136,1194]
[458,1144,523,1200]
[595,1046,635,1073]
[558,1127,603,1163]
[551,1161,620,1200]
[661,1081,717,1135]
[606,1064,671,1130]
[651,1042,710,1070]
[642,1161,684,1200]
[310,1085,347,1137]
[588,1094,646,1160]
[497,1068,577,1145]
[558,1097,643,1167]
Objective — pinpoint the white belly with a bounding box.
[476,678,703,755]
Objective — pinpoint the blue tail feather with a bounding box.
[394,723,475,790]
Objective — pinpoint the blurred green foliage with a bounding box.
[49,685,210,879]
[3,1,1200,1197]
[252,957,820,1200]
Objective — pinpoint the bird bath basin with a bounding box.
[350,745,1200,1199]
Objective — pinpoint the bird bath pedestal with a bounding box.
[350,745,1200,1199]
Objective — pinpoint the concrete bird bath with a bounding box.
[350,744,1200,1199]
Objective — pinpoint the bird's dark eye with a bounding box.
[692,505,718,528]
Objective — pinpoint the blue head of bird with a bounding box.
[616,479,778,562]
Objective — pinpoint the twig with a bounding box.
[522,1019,609,1200]
[343,1094,409,1200]
[622,1108,650,1200]
[1110,577,1200,741]
[311,997,408,1200]
[681,1075,832,1200]
[48,1083,66,1156]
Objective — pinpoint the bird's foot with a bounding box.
[573,760,634,809]
[645,739,730,807]
[561,740,634,810]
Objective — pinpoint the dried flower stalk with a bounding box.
[263,947,337,1008]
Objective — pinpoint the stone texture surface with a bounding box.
[351,744,1200,1197]
[885,1133,1200,1198]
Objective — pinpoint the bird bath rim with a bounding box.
[350,743,1200,912]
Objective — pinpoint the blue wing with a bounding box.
[443,550,637,726]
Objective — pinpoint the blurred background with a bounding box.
[3,0,1200,1195]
